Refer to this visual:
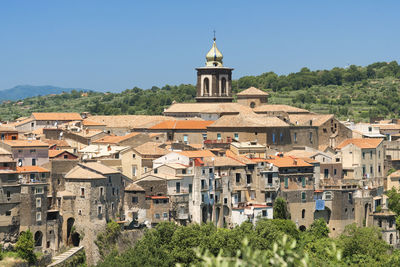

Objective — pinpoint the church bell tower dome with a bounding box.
[205,37,224,67]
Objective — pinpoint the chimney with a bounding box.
[107,145,111,151]
[293,159,297,165]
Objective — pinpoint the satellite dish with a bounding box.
[60,132,63,137]
[54,122,58,127]
[18,161,22,167]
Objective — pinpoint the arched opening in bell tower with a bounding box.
[203,78,210,96]
[221,77,226,95]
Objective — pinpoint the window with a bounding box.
[100,187,104,197]
[112,188,115,196]
[301,177,306,188]
[108,176,112,183]
[224,198,227,204]
[284,177,288,189]
[302,209,305,219]
[336,158,340,162]
[6,191,10,198]
[234,133,239,140]
[250,102,256,108]
[209,168,213,173]
[362,165,366,176]
[334,169,337,175]
[324,169,329,178]
[36,212,41,222]
[202,169,206,175]
[246,174,251,184]
[132,153,136,158]
[301,192,306,202]
[183,135,188,144]
[64,154,68,159]
[30,149,36,153]
[272,133,276,144]
[370,166,373,174]
[202,134,207,141]
[32,158,36,166]
[201,194,205,203]
[348,193,352,202]
[378,150,381,159]
[182,169,186,174]
[201,180,206,189]
[98,206,102,215]
[236,173,241,183]
[80,187,85,197]
[378,165,381,173]
[189,184,192,193]
[368,126,372,132]
[0,134,4,140]
[163,212,168,218]
[111,203,114,211]
[370,151,373,159]
[78,210,82,215]
[362,152,365,159]
[5,211,11,216]
[267,173,273,185]
[279,132,283,142]
[132,166,137,176]
[217,133,221,141]
[176,182,181,193]
[36,198,41,208]
[155,213,160,219]
[325,193,332,200]
[262,210,267,217]
[309,132,313,143]
[294,132,297,143]
[154,168,158,174]
[35,187,43,195]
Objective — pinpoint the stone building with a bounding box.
[15,112,82,132]
[236,87,269,108]
[149,120,213,145]
[63,162,126,264]
[0,140,49,167]
[336,138,384,186]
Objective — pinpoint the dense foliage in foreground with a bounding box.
[95,219,400,267]
[1,61,400,121]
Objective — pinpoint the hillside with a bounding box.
[0,85,88,102]
[0,61,399,122]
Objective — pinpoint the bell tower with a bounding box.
[195,35,233,103]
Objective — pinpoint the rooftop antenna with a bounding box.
[213,29,216,41]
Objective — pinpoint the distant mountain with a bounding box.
[0,85,90,102]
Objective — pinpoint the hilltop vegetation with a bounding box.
[1,61,400,121]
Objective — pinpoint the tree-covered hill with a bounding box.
[1,61,399,121]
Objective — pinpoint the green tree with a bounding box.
[273,197,290,219]
[95,221,122,260]
[15,230,36,265]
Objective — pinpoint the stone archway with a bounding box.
[202,206,208,223]
[34,231,43,247]
[66,217,75,245]
[299,225,306,231]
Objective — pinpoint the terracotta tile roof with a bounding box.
[203,156,246,167]
[48,150,76,158]
[73,129,104,138]
[42,139,71,148]
[336,138,384,149]
[65,165,106,179]
[237,87,269,96]
[0,126,17,132]
[2,140,49,147]
[82,119,106,126]
[178,150,215,158]
[253,104,310,114]
[93,132,141,145]
[164,102,253,115]
[125,183,145,191]
[17,166,50,173]
[285,150,319,158]
[80,162,119,174]
[208,113,288,128]
[87,115,174,129]
[14,118,34,127]
[134,142,169,156]
[150,120,214,130]
[32,112,82,121]
[226,150,256,165]
[266,156,313,168]
[372,124,400,130]
[288,114,334,126]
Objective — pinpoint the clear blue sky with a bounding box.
[1,1,399,92]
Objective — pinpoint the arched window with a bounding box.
[203,78,210,96]
[221,78,226,95]
[250,102,256,108]
[34,231,43,247]
[302,209,305,219]
[390,233,393,244]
